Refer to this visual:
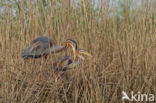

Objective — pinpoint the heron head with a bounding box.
[65,39,78,60]
[77,49,92,60]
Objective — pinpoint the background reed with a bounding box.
[0,0,156,103]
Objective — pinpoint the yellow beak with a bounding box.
[80,51,92,57]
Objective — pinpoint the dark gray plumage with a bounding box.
[21,36,63,59]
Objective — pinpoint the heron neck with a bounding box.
[50,44,67,53]
[56,45,67,52]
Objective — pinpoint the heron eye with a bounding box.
[68,59,73,65]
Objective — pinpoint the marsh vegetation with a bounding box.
[0,0,156,103]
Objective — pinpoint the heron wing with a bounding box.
[30,41,40,52]
[61,56,78,68]
[53,56,72,70]
[29,40,50,56]
[53,56,78,71]
[21,38,51,58]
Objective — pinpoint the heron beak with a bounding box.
[80,51,92,57]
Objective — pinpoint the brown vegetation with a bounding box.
[0,0,156,103]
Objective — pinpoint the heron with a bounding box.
[21,36,78,76]
[53,40,92,71]
[21,36,77,62]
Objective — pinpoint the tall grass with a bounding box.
[0,0,156,103]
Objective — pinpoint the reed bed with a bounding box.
[0,0,156,103]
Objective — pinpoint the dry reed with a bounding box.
[0,0,156,103]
